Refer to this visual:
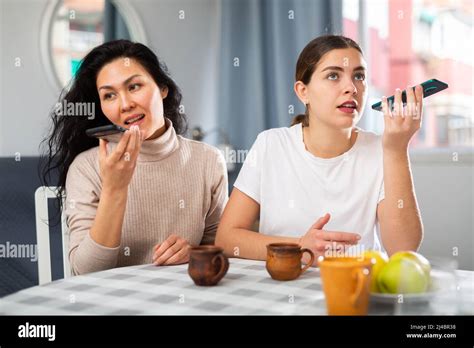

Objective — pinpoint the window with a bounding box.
[51,0,106,87]
[50,0,131,88]
[343,0,473,150]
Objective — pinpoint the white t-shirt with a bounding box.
[234,123,385,252]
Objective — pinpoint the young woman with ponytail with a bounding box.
[216,35,424,264]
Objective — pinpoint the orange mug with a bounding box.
[319,256,372,315]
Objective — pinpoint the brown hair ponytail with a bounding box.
[290,114,308,127]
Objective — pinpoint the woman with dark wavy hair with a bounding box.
[41,40,227,275]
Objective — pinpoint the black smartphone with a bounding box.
[85,124,127,139]
[371,78,448,112]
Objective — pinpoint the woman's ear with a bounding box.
[161,86,169,99]
[294,81,308,105]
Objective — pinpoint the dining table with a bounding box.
[0,258,473,315]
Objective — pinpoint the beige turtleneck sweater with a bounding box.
[65,118,228,275]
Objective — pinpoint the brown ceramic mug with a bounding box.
[266,243,315,281]
[188,246,229,286]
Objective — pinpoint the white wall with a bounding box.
[411,152,473,270]
[1,0,56,157]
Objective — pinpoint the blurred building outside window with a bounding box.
[343,0,473,151]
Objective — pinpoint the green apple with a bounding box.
[390,251,431,282]
[363,250,389,293]
[377,257,428,294]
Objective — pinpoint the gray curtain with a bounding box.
[104,0,131,42]
[217,0,342,153]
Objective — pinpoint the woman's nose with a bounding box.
[343,82,358,95]
[120,93,135,112]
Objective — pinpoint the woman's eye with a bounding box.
[327,72,366,81]
[103,93,114,100]
[129,83,141,91]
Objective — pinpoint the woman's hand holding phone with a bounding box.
[98,125,144,192]
[381,85,424,153]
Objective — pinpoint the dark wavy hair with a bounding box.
[291,35,363,126]
[40,39,187,220]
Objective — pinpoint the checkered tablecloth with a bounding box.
[0,258,472,315]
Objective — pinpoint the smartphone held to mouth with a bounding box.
[371,78,448,112]
[85,124,127,142]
